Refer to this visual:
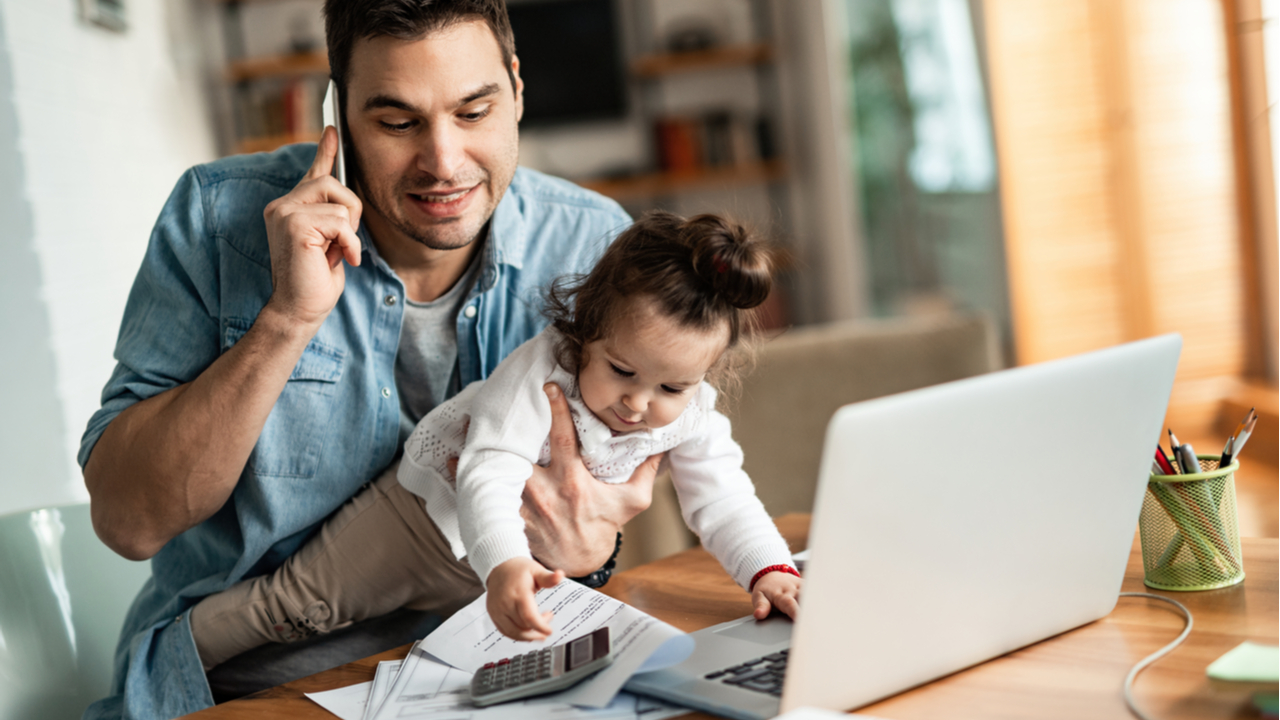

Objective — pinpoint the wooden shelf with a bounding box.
[631,43,773,78]
[579,159,787,201]
[236,131,320,154]
[227,51,328,82]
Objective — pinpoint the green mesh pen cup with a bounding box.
[1140,455,1244,591]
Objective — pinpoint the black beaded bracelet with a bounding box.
[568,532,623,588]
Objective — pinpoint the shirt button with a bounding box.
[381,387,392,398]
[463,305,477,319]
[384,294,397,306]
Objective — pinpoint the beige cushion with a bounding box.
[617,313,1000,570]
[730,314,999,517]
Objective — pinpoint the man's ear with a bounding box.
[511,55,525,123]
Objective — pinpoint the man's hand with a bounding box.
[486,557,565,641]
[262,125,364,330]
[520,383,662,577]
[751,572,802,621]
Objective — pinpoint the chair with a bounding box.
[617,314,1001,568]
[0,504,152,720]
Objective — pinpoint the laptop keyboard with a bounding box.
[702,649,788,696]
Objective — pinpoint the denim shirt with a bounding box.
[77,144,629,720]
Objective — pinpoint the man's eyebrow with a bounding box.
[459,83,501,106]
[362,95,420,113]
[360,84,502,114]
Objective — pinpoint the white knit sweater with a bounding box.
[397,327,794,589]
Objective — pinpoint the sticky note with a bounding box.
[1206,642,1280,683]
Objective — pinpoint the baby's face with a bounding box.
[578,301,729,434]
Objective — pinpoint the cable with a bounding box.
[1117,592,1194,720]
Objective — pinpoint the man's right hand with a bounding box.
[262,125,364,330]
[85,130,364,561]
[519,383,662,577]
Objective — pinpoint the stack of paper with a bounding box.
[306,582,695,720]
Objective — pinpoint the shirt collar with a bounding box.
[489,175,527,271]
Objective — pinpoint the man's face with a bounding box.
[345,21,523,251]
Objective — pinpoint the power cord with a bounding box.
[1117,592,1194,720]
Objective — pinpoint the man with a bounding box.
[79,2,657,717]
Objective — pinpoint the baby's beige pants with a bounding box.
[188,461,483,671]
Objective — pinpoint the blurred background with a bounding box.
[1,0,1276,536]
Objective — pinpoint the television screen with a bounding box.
[508,0,627,126]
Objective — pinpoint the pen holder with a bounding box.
[1140,455,1244,591]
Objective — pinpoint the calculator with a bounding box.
[470,627,612,706]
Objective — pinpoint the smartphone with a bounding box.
[322,80,348,186]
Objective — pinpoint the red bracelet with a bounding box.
[749,564,800,591]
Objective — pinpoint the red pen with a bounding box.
[1153,446,1178,475]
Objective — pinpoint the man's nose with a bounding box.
[417,123,466,182]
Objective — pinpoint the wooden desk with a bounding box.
[186,514,1277,720]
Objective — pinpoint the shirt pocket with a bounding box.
[223,318,346,478]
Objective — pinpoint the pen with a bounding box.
[1175,440,1200,476]
[1167,429,1185,472]
[1153,447,1178,475]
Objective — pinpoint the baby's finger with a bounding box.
[775,593,800,620]
[518,590,554,636]
[535,568,565,590]
[752,593,772,620]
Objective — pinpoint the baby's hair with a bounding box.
[544,210,773,395]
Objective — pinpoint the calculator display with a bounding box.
[568,636,591,669]
[565,627,610,671]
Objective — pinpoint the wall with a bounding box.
[0,0,219,517]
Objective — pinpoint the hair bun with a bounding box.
[686,215,772,310]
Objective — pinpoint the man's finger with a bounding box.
[544,383,582,464]
[626,453,663,492]
[304,126,337,182]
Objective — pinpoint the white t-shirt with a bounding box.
[397,327,794,588]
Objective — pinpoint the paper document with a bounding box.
[374,687,686,720]
[309,649,688,720]
[365,659,403,720]
[422,581,694,707]
[306,681,373,720]
[369,642,473,720]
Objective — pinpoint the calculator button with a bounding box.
[705,670,727,679]
[743,657,765,666]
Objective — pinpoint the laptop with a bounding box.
[624,334,1181,720]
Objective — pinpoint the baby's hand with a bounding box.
[751,571,802,621]
[486,557,566,641]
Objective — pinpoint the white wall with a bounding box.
[0,0,218,517]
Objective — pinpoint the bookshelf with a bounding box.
[580,159,786,203]
[226,51,327,83]
[214,0,328,155]
[579,1,788,207]
[631,42,773,78]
